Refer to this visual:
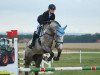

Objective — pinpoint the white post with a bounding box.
[14,38,18,67]
[80,50,82,63]
[51,58,54,63]
[48,61,51,68]
[41,60,44,68]
[23,50,25,66]
[40,53,53,74]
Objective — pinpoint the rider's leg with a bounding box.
[28,32,39,49]
[29,25,42,49]
[37,26,41,35]
[36,25,43,36]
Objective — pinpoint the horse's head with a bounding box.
[49,21,67,50]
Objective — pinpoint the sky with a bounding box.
[0,0,100,34]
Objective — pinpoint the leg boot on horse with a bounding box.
[47,51,54,61]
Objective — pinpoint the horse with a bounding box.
[24,21,67,75]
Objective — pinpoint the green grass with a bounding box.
[54,70,100,75]
[19,49,100,75]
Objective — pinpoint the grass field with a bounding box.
[18,43,100,75]
[52,53,100,75]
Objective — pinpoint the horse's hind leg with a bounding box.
[34,54,43,75]
[24,59,30,75]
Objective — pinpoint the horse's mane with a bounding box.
[53,21,61,27]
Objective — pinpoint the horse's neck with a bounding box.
[43,25,53,36]
[40,31,54,47]
[40,23,56,48]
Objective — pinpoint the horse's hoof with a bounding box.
[53,57,59,61]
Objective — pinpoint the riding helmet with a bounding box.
[48,4,56,10]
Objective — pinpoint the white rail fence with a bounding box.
[56,51,100,63]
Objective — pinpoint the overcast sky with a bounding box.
[0,0,100,34]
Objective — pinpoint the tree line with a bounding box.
[0,33,100,43]
[64,33,100,43]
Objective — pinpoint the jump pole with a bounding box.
[19,66,100,72]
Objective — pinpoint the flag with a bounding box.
[6,31,13,38]
[11,30,18,36]
[6,30,18,38]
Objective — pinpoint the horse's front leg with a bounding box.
[53,48,62,61]
[42,45,54,61]
[47,51,54,61]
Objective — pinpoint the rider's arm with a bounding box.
[42,11,49,25]
[50,13,55,21]
[42,11,55,25]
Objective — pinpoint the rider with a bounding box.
[29,4,56,49]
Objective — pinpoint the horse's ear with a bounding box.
[63,25,67,30]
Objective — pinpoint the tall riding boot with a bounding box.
[29,32,39,49]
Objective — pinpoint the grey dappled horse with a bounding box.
[24,21,67,75]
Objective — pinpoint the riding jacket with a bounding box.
[37,10,55,25]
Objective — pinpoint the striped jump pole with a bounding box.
[19,66,100,72]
